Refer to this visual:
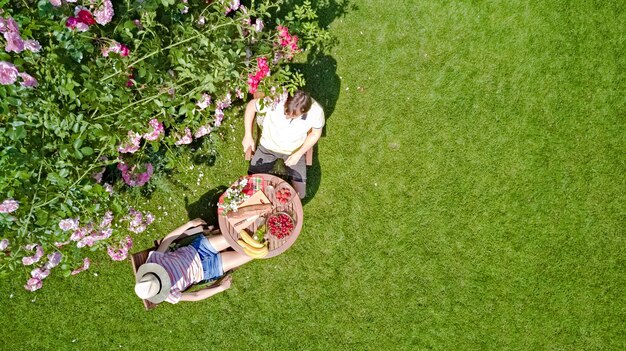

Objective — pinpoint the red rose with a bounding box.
[77,10,96,26]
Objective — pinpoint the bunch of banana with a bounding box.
[238,229,268,258]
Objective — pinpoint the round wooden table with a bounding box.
[217,174,303,258]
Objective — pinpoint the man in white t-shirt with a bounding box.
[242,90,324,198]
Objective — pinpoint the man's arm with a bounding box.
[285,128,322,167]
[242,99,258,153]
[156,218,206,253]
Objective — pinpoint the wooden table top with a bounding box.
[217,174,303,258]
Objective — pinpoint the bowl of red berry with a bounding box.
[275,186,292,205]
[267,212,295,239]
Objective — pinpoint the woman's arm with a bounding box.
[156,218,206,253]
[179,285,227,302]
[179,277,232,301]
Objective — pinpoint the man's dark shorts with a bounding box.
[248,144,306,182]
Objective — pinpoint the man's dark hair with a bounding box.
[285,90,312,116]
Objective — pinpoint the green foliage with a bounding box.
[0,0,330,283]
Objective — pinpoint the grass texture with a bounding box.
[1,1,624,350]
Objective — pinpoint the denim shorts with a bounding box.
[190,235,224,281]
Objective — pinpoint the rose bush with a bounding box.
[0,0,331,291]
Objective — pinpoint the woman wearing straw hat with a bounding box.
[134,218,252,304]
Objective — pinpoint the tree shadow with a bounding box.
[288,54,340,203]
[278,0,356,28]
[184,185,228,226]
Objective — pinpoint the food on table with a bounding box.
[254,224,267,242]
[237,239,269,258]
[268,213,294,239]
[226,203,272,220]
[276,188,291,204]
[240,229,264,249]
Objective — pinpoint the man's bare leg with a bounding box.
[291,180,306,199]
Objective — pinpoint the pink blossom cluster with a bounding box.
[0,61,38,87]
[0,239,9,251]
[117,131,141,153]
[0,198,19,213]
[235,88,245,99]
[175,128,193,145]
[24,252,63,292]
[214,109,224,127]
[104,183,114,195]
[71,257,91,275]
[66,7,96,32]
[143,118,164,141]
[124,208,154,233]
[194,125,212,139]
[118,162,154,187]
[216,92,232,110]
[118,119,164,152]
[93,0,114,25]
[49,0,78,7]
[180,0,189,14]
[276,25,300,60]
[21,244,44,266]
[77,228,112,248]
[59,218,79,231]
[92,167,105,183]
[196,93,212,110]
[107,236,133,261]
[254,18,264,32]
[247,57,270,94]
[224,0,241,15]
[102,40,130,57]
[0,16,41,54]
[68,211,114,248]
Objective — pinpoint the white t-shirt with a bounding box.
[256,98,325,155]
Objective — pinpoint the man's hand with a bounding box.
[285,152,303,167]
[242,135,256,153]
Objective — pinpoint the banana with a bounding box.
[243,245,268,258]
[240,229,264,249]
[237,239,269,258]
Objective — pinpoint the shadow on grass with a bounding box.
[290,54,341,203]
[184,185,228,226]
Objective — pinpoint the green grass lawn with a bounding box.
[1,1,624,349]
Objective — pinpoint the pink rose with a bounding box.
[31,267,50,280]
[71,258,91,275]
[94,0,114,26]
[76,9,96,25]
[24,40,41,52]
[18,72,38,87]
[65,17,79,29]
[0,239,8,251]
[0,197,19,212]
[174,128,193,146]
[24,277,42,292]
[45,252,63,269]
[4,32,24,53]
[59,218,79,231]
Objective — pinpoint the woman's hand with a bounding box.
[188,218,206,227]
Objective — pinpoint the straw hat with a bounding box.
[134,263,171,303]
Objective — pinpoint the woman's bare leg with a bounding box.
[219,251,253,272]
[208,234,231,252]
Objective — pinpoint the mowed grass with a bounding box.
[1,1,624,350]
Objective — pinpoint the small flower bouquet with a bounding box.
[218,177,252,214]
